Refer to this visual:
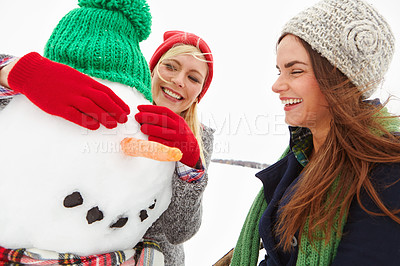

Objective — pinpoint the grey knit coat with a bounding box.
[144,125,214,266]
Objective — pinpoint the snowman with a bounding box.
[0,0,177,256]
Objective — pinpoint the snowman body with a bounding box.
[0,79,174,256]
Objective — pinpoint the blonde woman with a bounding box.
[136,31,215,265]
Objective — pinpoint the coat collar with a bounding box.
[255,126,312,203]
[256,151,303,265]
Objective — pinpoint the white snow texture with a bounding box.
[0,79,175,256]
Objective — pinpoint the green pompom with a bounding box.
[78,0,152,42]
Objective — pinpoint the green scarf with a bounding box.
[231,108,400,266]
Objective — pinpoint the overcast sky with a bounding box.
[2,0,399,164]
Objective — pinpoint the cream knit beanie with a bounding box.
[282,0,395,98]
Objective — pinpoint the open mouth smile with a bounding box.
[282,98,303,106]
[162,87,183,100]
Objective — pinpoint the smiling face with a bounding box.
[151,48,208,115]
[272,34,332,134]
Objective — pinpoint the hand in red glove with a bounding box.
[135,105,200,168]
[8,52,130,130]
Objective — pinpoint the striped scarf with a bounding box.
[0,240,164,266]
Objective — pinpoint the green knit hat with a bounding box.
[44,0,153,102]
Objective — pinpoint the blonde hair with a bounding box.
[153,44,210,164]
[181,102,205,164]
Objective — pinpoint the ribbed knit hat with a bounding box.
[282,0,395,98]
[44,0,153,102]
[149,31,214,103]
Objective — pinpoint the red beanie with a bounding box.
[149,31,213,102]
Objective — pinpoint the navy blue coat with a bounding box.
[257,150,400,266]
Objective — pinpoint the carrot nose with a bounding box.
[121,137,182,162]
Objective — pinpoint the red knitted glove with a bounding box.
[135,105,200,168]
[8,52,130,130]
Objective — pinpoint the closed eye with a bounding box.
[189,75,200,83]
[291,70,304,74]
[164,63,176,71]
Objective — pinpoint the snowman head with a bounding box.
[0,0,181,256]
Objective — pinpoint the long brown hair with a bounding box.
[275,35,400,251]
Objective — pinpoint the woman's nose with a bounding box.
[272,75,288,94]
[171,72,185,88]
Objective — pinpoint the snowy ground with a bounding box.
[185,162,263,265]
